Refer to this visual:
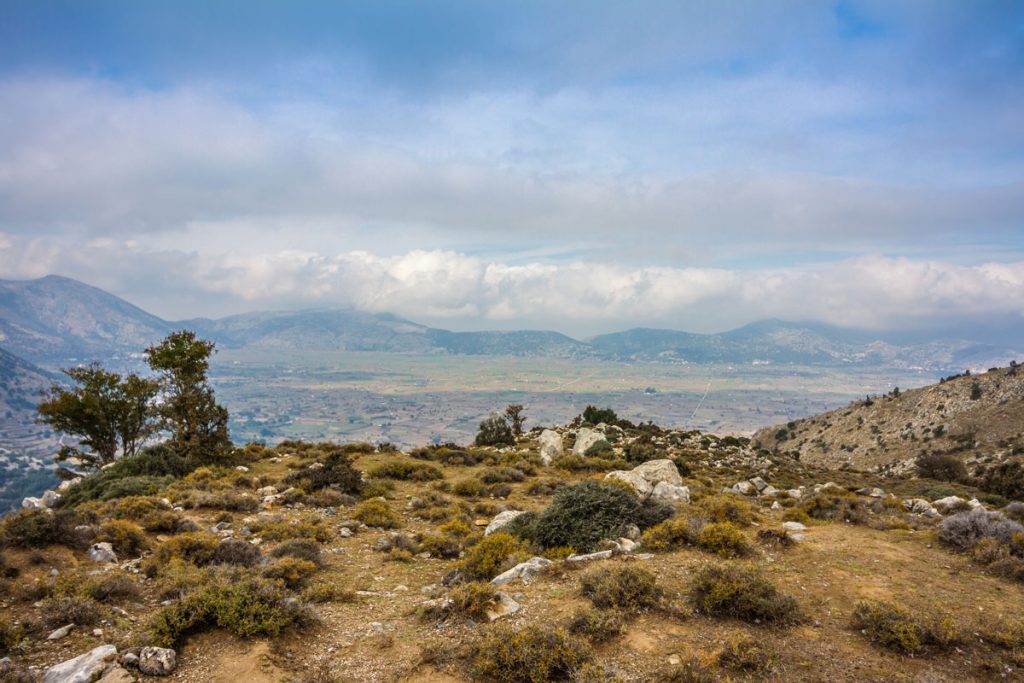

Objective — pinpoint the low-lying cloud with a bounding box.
[2,233,1021,336]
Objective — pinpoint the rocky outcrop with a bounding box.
[485,510,527,536]
[605,459,688,503]
[44,645,118,683]
[538,429,564,465]
[573,428,609,455]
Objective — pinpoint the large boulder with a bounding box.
[934,496,970,514]
[573,428,609,455]
[138,647,176,676]
[605,459,685,501]
[652,481,690,504]
[485,510,527,536]
[632,459,683,488]
[538,430,564,465]
[44,645,118,683]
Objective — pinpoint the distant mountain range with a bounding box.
[0,275,1020,372]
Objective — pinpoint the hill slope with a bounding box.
[752,365,1024,474]
[0,275,171,363]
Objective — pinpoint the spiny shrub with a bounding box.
[798,491,868,524]
[697,522,752,558]
[757,528,796,549]
[936,509,1024,550]
[284,449,363,494]
[81,570,140,602]
[472,623,590,683]
[270,539,323,567]
[99,520,149,557]
[625,441,659,464]
[699,494,754,526]
[524,481,673,551]
[1,509,83,549]
[653,656,717,683]
[553,454,622,473]
[107,495,168,521]
[263,557,318,589]
[459,532,528,581]
[0,618,24,654]
[369,460,443,481]
[353,499,401,529]
[255,515,333,542]
[916,453,968,482]
[453,478,484,497]
[211,539,263,567]
[151,532,220,567]
[579,565,664,611]
[423,581,497,622]
[584,440,614,457]
[58,444,187,507]
[566,606,625,643]
[981,462,1024,500]
[150,578,314,647]
[642,516,703,552]
[475,414,515,447]
[480,467,526,484]
[689,564,801,625]
[151,558,209,600]
[851,600,959,654]
[718,635,775,672]
[416,533,462,559]
[39,594,102,628]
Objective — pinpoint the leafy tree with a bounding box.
[504,404,527,436]
[582,405,618,426]
[146,331,231,464]
[37,364,159,471]
[475,413,514,447]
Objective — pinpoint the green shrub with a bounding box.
[39,594,102,628]
[99,519,149,557]
[459,532,528,581]
[0,618,24,654]
[642,516,703,552]
[263,557,318,589]
[480,467,526,484]
[475,414,514,447]
[553,454,622,472]
[453,478,484,497]
[525,481,673,551]
[416,533,462,559]
[566,606,624,643]
[270,539,323,567]
[851,600,959,654]
[58,444,189,507]
[625,441,658,464]
[937,509,1023,550]
[423,581,497,622]
[472,623,589,683]
[1,509,76,549]
[718,635,775,672]
[699,494,754,526]
[583,440,614,457]
[980,462,1024,501]
[212,539,263,567]
[798,491,868,524]
[353,499,402,529]
[582,406,618,426]
[254,515,333,542]
[689,564,801,625]
[151,531,220,567]
[81,571,140,603]
[368,460,443,481]
[150,577,314,646]
[284,448,363,494]
[697,522,752,558]
[580,565,664,611]
[915,453,968,482]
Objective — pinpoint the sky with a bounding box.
[0,1,1022,336]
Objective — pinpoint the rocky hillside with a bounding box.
[0,276,170,364]
[753,364,1024,475]
[1,420,1022,682]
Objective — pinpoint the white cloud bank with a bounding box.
[1,233,1021,336]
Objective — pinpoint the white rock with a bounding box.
[749,476,768,492]
[651,481,690,504]
[968,498,985,511]
[21,497,43,509]
[760,485,779,498]
[782,521,807,531]
[40,490,62,507]
[617,538,637,553]
[88,542,118,563]
[43,645,118,683]
[933,496,969,514]
[485,510,527,536]
[138,647,177,676]
[902,498,941,518]
[486,592,521,621]
[786,489,803,499]
[573,428,609,455]
[490,557,552,586]
[566,550,614,563]
[235,466,249,473]
[46,624,73,640]
[731,481,755,495]
[538,429,564,465]
[605,470,653,496]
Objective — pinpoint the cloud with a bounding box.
[2,233,1022,336]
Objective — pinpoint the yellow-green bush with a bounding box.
[699,494,754,526]
[416,533,461,559]
[850,600,959,654]
[472,623,590,683]
[426,581,497,622]
[254,515,333,542]
[80,570,140,603]
[579,565,664,611]
[353,499,402,529]
[697,522,752,558]
[151,531,220,567]
[453,478,484,497]
[458,532,528,581]
[642,516,701,552]
[39,594,102,628]
[566,605,624,643]
[263,557,318,589]
[718,634,775,672]
[438,519,473,538]
[689,563,801,625]
[99,519,149,557]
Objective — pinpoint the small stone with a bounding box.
[88,542,118,563]
[782,521,807,531]
[235,465,250,472]
[668,654,682,666]
[393,585,409,592]
[138,647,177,676]
[339,527,353,538]
[485,592,521,621]
[46,624,74,640]
[92,629,103,637]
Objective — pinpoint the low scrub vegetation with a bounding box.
[353,499,402,529]
[458,532,528,581]
[368,460,443,481]
[579,565,665,612]
[472,623,590,683]
[689,563,802,625]
[851,599,959,654]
